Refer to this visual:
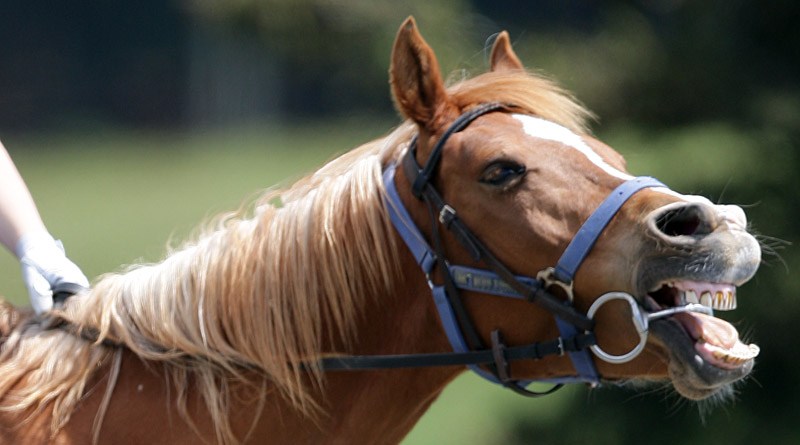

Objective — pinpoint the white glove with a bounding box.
[16,231,89,314]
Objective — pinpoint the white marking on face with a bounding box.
[512,114,714,204]
[513,114,634,181]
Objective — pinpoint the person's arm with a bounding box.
[0,141,47,251]
[0,140,89,313]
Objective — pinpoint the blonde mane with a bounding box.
[0,69,590,444]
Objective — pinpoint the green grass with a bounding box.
[402,378,583,444]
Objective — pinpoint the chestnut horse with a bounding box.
[0,17,761,445]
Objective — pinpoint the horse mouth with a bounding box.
[644,280,759,399]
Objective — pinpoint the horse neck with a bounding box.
[46,259,457,445]
[153,247,461,444]
[92,279,459,445]
[69,158,463,443]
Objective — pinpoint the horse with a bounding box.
[0,17,761,444]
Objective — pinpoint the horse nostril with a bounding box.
[654,203,714,237]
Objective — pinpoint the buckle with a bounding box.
[438,205,456,227]
[490,330,512,384]
[536,267,575,303]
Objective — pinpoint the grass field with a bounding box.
[0,119,770,444]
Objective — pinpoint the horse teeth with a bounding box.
[673,283,738,311]
[700,292,713,308]
[708,290,737,311]
[727,291,738,310]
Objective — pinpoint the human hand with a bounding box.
[16,231,89,313]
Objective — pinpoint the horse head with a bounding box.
[387,17,760,400]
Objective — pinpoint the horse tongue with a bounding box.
[674,312,738,349]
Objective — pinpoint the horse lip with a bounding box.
[648,317,754,397]
[633,267,757,398]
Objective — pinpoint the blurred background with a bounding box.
[0,1,798,444]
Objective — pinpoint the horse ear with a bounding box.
[490,31,524,72]
[390,17,455,129]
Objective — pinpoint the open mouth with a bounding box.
[645,280,760,370]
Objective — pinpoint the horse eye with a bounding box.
[480,162,526,187]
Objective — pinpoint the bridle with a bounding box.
[318,103,713,396]
[49,103,713,397]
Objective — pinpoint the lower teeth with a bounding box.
[704,342,759,366]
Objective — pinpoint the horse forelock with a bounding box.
[447,70,593,135]
[0,68,589,445]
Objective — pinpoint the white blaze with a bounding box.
[512,114,716,204]
[513,114,633,181]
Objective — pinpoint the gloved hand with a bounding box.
[15,231,89,313]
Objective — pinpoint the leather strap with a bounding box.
[410,103,507,198]
[318,331,596,370]
[553,176,665,284]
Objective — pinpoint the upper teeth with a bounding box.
[680,289,737,311]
